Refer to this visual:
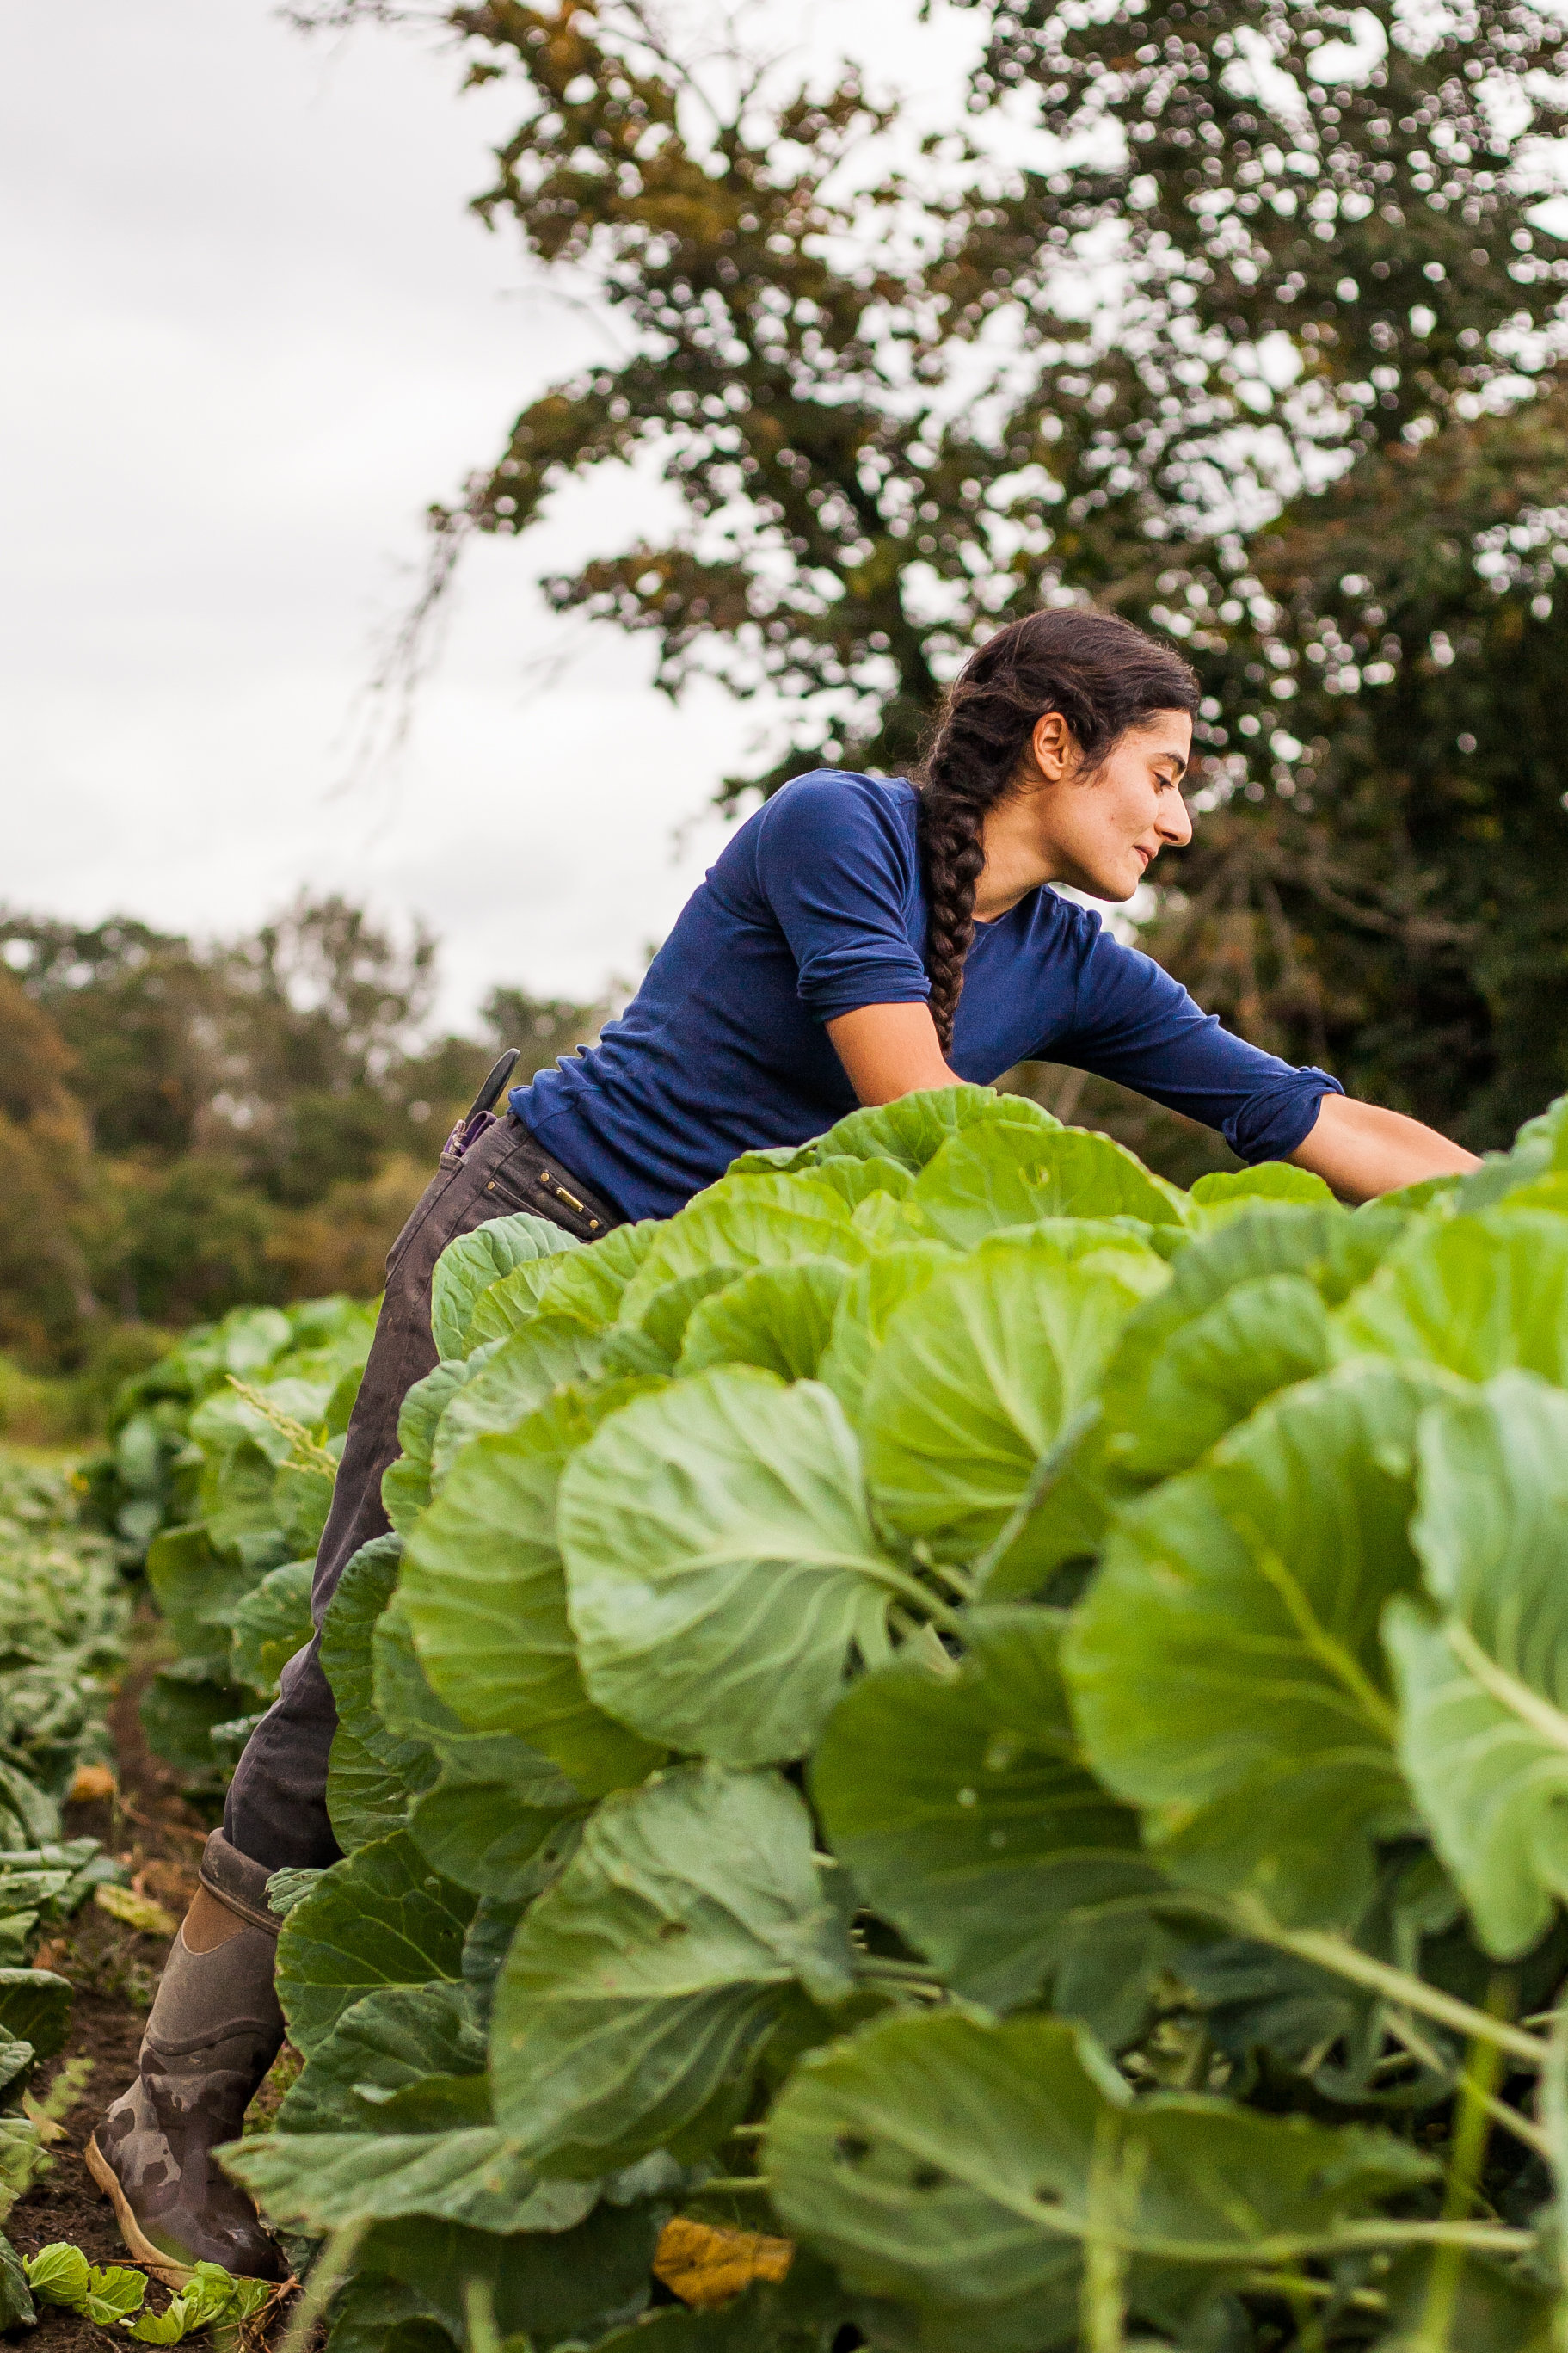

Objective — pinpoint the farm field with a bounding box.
[0,1455,297,2347]
[9,1081,1568,2352]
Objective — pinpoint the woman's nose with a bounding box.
[1161,793,1195,847]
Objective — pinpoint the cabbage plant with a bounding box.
[89,1297,375,1787]
[223,1088,1568,2352]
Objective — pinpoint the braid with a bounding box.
[914,609,1199,1055]
[920,795,987,1055]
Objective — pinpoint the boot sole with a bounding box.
[85,2134,196,2289]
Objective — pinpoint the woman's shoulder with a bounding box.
[759,767,918,830]
[749,768,919,878]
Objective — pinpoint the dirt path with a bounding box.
[8,1609,296,2349]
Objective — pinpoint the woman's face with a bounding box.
[1025,707,1195,902]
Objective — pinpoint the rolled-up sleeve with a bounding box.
[1049,919,1343,1164]
[753,771,931,1020]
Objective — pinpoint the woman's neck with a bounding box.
[973,787,1055,922]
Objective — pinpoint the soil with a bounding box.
[7,1607,300,2351]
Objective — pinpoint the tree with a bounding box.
[299,0,1568,1143]
[0,894,611,1341]
[0,916,219,1159]
[0,970,96,1358]
[967,0,1568,1141]
[481,980,613,1081]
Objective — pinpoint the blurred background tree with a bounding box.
[0,901,607,1359]
[294,0,1568,1155]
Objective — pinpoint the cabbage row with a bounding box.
[0,1463,279,2338]
[0,1457,141,2329]
[225,1087,1568,2351]
[88,1299,376,1787]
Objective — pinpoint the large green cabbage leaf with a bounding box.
[862,1231,1160,1586]
[382,1360,474,1536]
[814,1086,1056,1173]
[616,1174,867,1327]
[278,1979,486,2135]
[677,1259,850,1382]
[1188,1164,1341,1220]
[560,1370,907,1766]
[321,1535,433,1852]
[1335,1207,1568,1383]
[429,1316,610,1487]
[274,1832,476,2057]
[1067,1361,1460,1928]
[811,1607,1160,2015]
[1386,1372,1568,1959]
[913,1122,1190,1247]
[766,2010,1433,2350]
[489,1765,855,2175]
[400,1386,666,1797]
[430,1212,580,1363]
[224,2126,581,2233]
[1097,1201,1407,1495]
[815,1241,956,1424]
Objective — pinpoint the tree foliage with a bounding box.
[301,0,1568,1143]
[0,899,608,1351]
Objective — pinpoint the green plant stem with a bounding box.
[696,2176,771,2195]
[990,2203,1531,2266]
[1080,2117,1140,2353]
[852,1957,945,1992]
[463,2276,503,2353]
[1220,1904,1549,2070]
[1411,1974,1509,2353]
[925,1561,975,1602]
[855,1556,968,1635]
[1381,2011,1550,2159]
[274,2222,367,2353]
[970,1404,1100,1590]
[1187,2219,1534,2261]
[1540,2000,1568,2353]
[1241,2272,1386,2316]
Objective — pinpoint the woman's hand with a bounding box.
[827,1003,958,1105]
[1288,1093,1480,1202]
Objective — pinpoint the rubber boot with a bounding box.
[87,1830,288,2284]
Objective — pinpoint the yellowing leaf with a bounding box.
[653,2215,794,2308]
[95,1885,180,1940]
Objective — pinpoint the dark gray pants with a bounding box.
[224,1112,624,1871]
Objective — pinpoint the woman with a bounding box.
[90,609,1478,2279]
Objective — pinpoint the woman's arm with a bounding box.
[827,1003,957,1105]
[827,1005,1480,1205]
[1288,1093,1480,1201]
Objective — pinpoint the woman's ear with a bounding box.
[1029,711,1074,783]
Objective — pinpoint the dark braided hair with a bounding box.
[916,608,1200,1052]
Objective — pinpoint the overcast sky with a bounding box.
[0,0,987,1027]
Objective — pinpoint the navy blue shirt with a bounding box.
[513,769,1341,1223]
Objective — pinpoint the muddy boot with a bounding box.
[87,1830,288,2285]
